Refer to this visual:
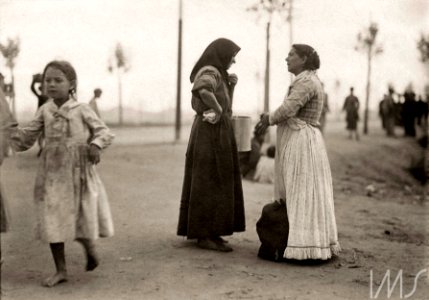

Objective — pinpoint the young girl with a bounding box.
[8,60,114,287]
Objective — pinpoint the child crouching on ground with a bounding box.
[7,60,114,287]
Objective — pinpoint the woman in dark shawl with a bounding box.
[177,38,245,252]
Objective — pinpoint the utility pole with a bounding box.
[175,0,183,142]
[264,21,271,113]
[117,69,123,126]
[364,45,372,134]
[288,0,293,83]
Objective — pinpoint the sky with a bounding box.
[1,0,429,120]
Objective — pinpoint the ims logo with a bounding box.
[369,269,428,299]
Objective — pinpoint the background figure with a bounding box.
[393,95,404,127]
[380,87,396,137]
[253,145,275,184]
[0,74,11,160]
[31,73,49,109]
[31,73,49,156]
[343,87,360,140]
[239,128,265,180]
[402,85,417,137]
[379,95,387,130]
[89,88,102,118]
[415,95,428,138]
[0,75,15,237]
[319,83,329,134]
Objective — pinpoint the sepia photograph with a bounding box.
[1,0,428,299]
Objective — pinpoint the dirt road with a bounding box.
[1,121,428,300]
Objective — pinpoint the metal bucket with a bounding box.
[232,116,252,152]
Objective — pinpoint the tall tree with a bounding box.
[247,0,292,114]
[108,43,130,126]
[355,22,383,134]
[0,37,20,117]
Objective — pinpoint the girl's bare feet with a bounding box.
[76,238,99,271]
[86,250,99,271]
[41,272,68,287]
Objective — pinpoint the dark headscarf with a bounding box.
[190,38,240,84]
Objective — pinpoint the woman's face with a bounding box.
[285,48,306,75]
[226,53,237,70]
[44,67,74,100]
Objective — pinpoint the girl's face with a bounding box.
[44,67,74,100]
[285,48,306,75]
[226,53,237,70]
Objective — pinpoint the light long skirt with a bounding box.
[274,118,341,260]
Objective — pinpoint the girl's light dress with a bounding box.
[10,98,114,243]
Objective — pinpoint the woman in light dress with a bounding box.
[256,44,341,260]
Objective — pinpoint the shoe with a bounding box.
[197,238,233,252]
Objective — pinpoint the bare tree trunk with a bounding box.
[364,46,372,134]
[11,67,16,118]
[117,70,123,126]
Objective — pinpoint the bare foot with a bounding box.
[76,238,100,271]
[86,251,99,271]
[197,238,233,252]
[41,272,68,287]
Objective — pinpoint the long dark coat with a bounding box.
[177,66,245,239]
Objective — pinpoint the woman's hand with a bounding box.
[203,108,222,124]
[255,113,270,135]
[228,73,238,86]
[89,144,101,164]
[212,110,222,124]
[198,89,223,124]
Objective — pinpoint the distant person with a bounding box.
[343,87,360,140]
[0,73,10,159]
[379,95,387,129]
[31,73,49,109]
[7,60,114,287]
[256,44,340,260]
[402,85,417,137]
[381,87,396,137]
[89,88,102,118]
[0,75,15,252]
[424,89,429,127]
[394,95,404,127]
[239,128,265,180]
[319,83,329,134]
[177,38,245,252]
[416,95,428,128]
[31,73,49,156]
[253,145,275,184]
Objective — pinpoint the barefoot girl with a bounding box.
[8,60,114,287]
